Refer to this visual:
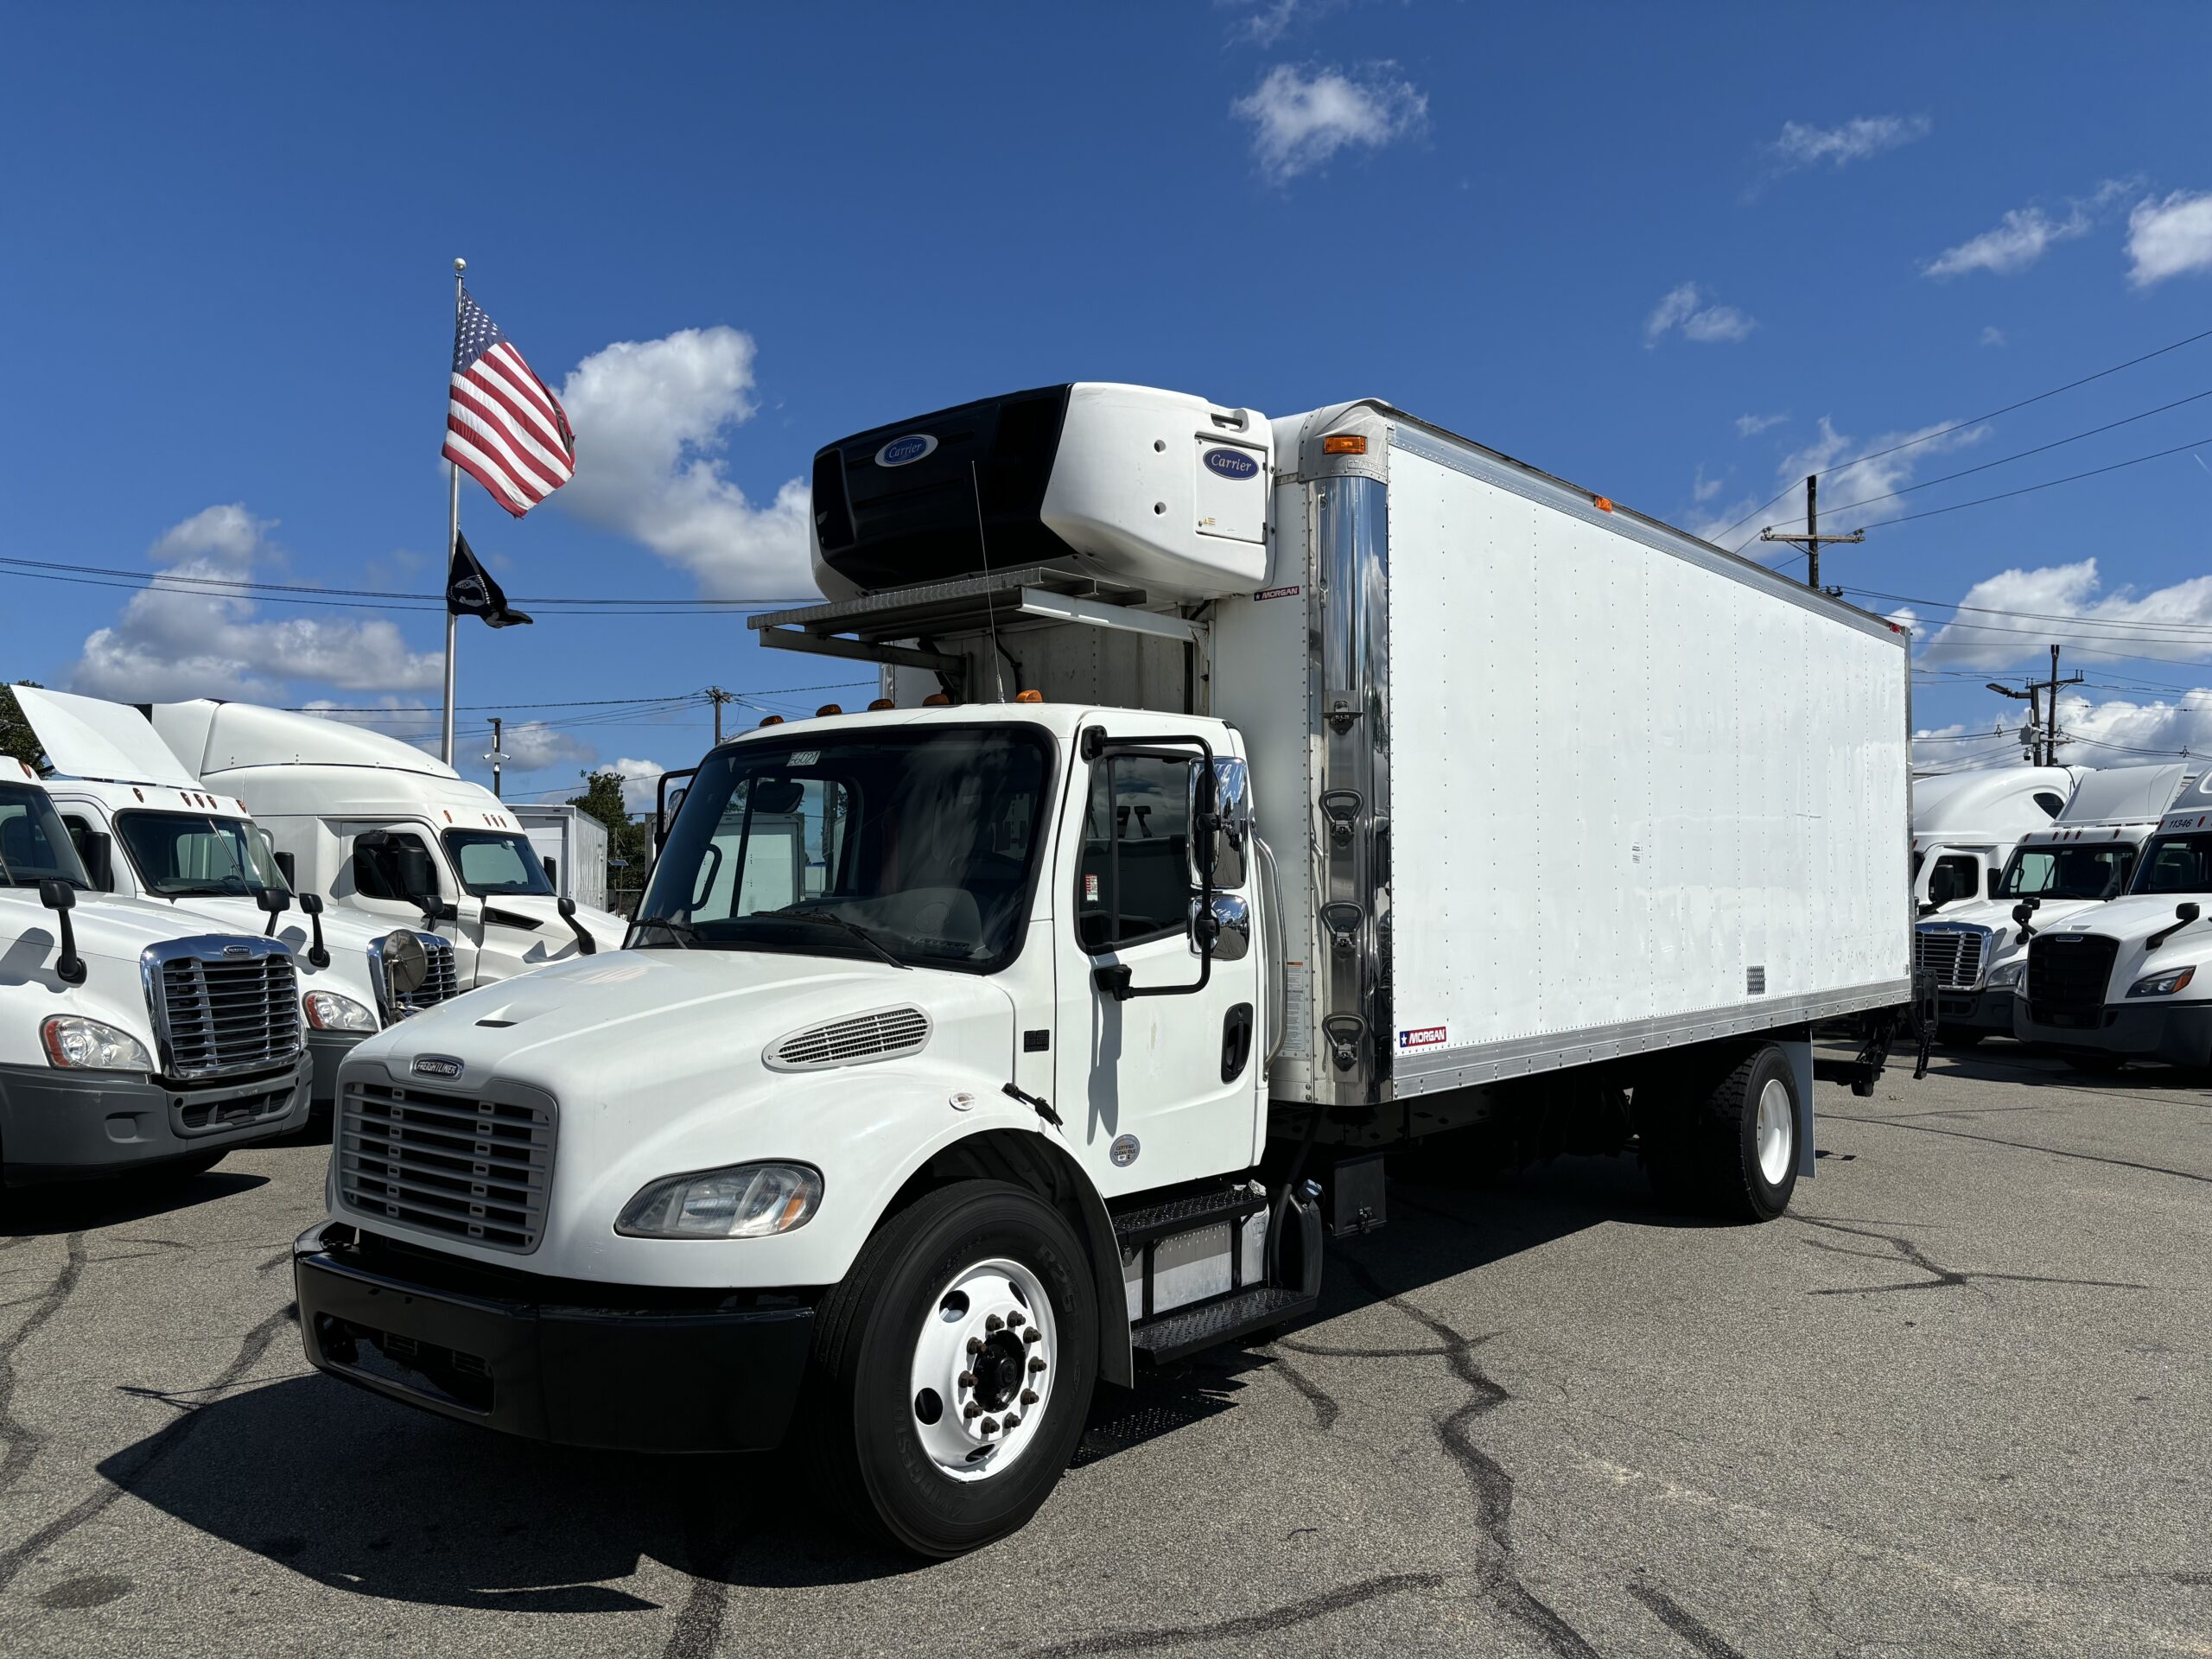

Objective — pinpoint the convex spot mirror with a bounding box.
[1192,893,1251,962]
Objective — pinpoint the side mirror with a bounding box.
[256,884,290,937]
[2012,898,2039,941]
[274,849,298,887]
[2148,901,2202,951]
[2180,902,2202,925]
[78,830,114,893]
[1192,758,1250,891]
[542,855,558,889]
[297,891,328,966]
[298,892,323,916]
[1194,893,1251,962]
[38,880,86,986]
[556,893,597,956]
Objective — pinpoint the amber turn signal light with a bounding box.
[1322,435,1367,455]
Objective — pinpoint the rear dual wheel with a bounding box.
[804,1180,1097,1557]
[1640,1043,1801,1223]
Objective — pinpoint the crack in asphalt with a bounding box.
[1824,1113,2212,1186]
[0,1234,86,1504]
[1797,1217,2150,1300]
[0,1300,296,1597]
[1628,1582,1751,1658]
[658,1505,743,1659]
[1267,1353,1339,1431]
[1023,1570,1447,1656]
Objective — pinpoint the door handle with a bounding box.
[1221,1003,1254,1083]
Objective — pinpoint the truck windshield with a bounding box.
[0,784,92,888]
[636,725,1052,971]
[113,810,284,898]
[442,829,555,898]
[1998,842,2131,900]
[2133,832,2212,894]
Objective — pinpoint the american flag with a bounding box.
[442,289,575,517]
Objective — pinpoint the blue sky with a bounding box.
[4,2,2211,798]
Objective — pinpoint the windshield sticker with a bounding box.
[1084,873,1100,902]
[789,750,820,766]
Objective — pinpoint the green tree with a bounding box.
[569,767,653,909]
[0,681,45,770]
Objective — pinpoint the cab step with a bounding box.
[1130,1286,1315,1363]
[1111,1181,1268,1247]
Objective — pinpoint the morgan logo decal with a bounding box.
[1399,1027,1448,1049]
[411,1055,465,1080]
[1202,446,1261,480]
[1253,584,1301,601]
[875,434,938,467]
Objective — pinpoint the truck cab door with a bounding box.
[342,823,483,982]
[1054,736,1263,1196]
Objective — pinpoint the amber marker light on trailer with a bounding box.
[1592,496,1615,512]
[1014,690,1045,703]
[1322,435,1367,454]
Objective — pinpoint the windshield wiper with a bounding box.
[631,915,702,950]
[766,909,912,971]
[166,884,254,898]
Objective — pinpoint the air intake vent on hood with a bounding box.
[767,1006,931,1071]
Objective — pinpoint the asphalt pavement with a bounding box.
[0,1043,2206,1657]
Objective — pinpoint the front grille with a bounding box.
[2027,933,2120,1026]
[336,1080,554,1253]
[768,1005,931,1070]
[178,1082,296,1134]
[370,932,461,1020]
[1913,926,1988,990]
[152,949,302,1080]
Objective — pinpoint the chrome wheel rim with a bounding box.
[1756,1077,1795,1186]
[908,1256,1057,1483]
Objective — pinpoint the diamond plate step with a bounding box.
[1111,1183,1268,1248]
[1130,1286,1314,1363]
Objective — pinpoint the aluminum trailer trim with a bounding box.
[1391,979,1913,1095]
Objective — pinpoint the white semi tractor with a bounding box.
[12,687,461,1105]
[144,700,627,982]
[1911,765,2080,917]
[1915,763,2189,1044]
[0,756,311,1184]
[294,383,1922,1554]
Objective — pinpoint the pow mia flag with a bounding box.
[446,532,534,629]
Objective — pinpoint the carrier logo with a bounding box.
[411,1055,464,1081]
[875,433,938,467]
[1202,447,1261,480]
[1399,1027,1448,1049]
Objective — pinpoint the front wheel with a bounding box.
[1640,1044,1800,1223]
[804,1180,1098,1556]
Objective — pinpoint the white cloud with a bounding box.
[1221,0,1344,45]
[1688,413,1984,549]
[1230,63,1427,185]
[497,721,597,773]
[2054,690,2212,764]
[1692,465,1722,504]
[1919,559,2212,671]
[1765,114,1929,175]
[1980,326,2006,347]
[68,506,443,703]
[2126,189,2212,287]
[1644,283,1756,347]
[555,327,813,599]
[1924,182,2133,280]
[608,758,668,816]
[1736,411,1789,437]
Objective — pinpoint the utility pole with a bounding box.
[707,686,734,745]
[1986,646,2083,766]
[487,716,504,798]
[1758,474,1865,593]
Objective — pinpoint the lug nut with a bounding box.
[958,1370,976,1389]
[1002,1413,1021,1430]
[1022,1327,1042,1344]
[1006,1310,1023,1328]
[979,1417,999,1436]
[1028,1356,1046,1373]
[966,1337,983,1355]
[1020,1389,1039,1406]
[963,1402,982,1420]
[985,1314,1004,1333]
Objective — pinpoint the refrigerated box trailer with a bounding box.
[296,383,1922,1555]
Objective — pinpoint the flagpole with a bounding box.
[442,256,465,766]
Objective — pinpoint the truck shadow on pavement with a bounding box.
[1,1170,269,1238]
[88,1152,1693,1610]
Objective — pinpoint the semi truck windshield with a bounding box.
[1998,842,2131,900]
[0,784,92,888]
[636,726,1052,971]
[2133,832,2212,894]
[114,810,285,897]
[442,829,556,898]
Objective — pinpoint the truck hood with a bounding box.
[474,892,627,953]
[2037,893,2212,950]
[0,885,275,970]
[150,893,403,1001]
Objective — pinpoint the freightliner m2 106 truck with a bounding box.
[295,384,1919,1554]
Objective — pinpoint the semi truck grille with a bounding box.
[337,1080,555,1253]
[146,941,303,1081]
[369,932,461,1020]
[768,1005,931,1070]
[1913,926,1988,990]
[2026,934,2120,1027]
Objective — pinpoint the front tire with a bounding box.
[1639,1044,1800,1223]
[804,1180,1098,1556]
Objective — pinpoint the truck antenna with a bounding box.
[970,460,1007,702]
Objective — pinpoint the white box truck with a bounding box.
[1916,763,2189,1044]
[294,384,1921,1554]
[145,700,627,983]
[0,755,311,1183]
[512,803,610,912]
[12,687,463,1107]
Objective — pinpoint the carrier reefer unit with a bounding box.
[295,383,1918,1556]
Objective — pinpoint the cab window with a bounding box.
[1927,854,1980,908]
[353,830,442,903]
[1077,753,1194,952]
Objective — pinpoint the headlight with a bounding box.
[616,1162,823,1239]
[41,1016,152,1072]
[1987,959,2024,988]
[303,991,378,1033]
[2127,966,2196,998]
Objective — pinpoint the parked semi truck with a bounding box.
[0,755,310,1184]
[144,700,627,982]
[12,687,461,1105]
[295,383,1920,1554]
[1911,765,2079,916]
[1916,764,2189,1044]
[2016,769,2212,1068]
